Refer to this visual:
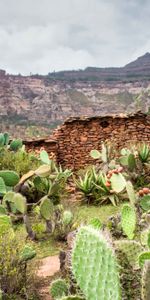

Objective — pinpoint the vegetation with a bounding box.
[1,134,150,298]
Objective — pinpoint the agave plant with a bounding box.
[138,143,150,163]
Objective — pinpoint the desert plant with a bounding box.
[121,204,136,239]
[50,278,69,299]
[72,226,121,300]
[141,260,150,300]
[138,143,150,163]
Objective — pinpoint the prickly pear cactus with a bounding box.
[50,279,68,299]
[0,133,5,147]
[72,226,121,300]
[89,218,102,229]
[0,170,19,186]
[63,211,73,226]
[13,193,27,214]
[115,240,143,269]
[20,245,36,262]
[40,196,54,220]
[126,181,136,205]
[141,260,150,300]
[121,204,136,239]
[10,138,22,151]
[3,132,9,145]
[110,173,126,193]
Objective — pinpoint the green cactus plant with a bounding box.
[121,204,136,239]
[110,173,126,193]
[13,193,27,214]
[139,252,150,268]
[62,211,73,226]
[3,132,9,146]
[9,138,23,151]
[140,196,150,211]
[0,133,5,147]
[20,245,36,262]
[115,240,143,269]
[0,170,19,186]
[89,217,102,229]
[0,177,6,195]
[40,196,54,220]
[141,260,150,300]
[72,226,121,300]
[50,279,68,299]
[40,150,51,165]
[126,181,136,205]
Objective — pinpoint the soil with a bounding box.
[37,255,60,299]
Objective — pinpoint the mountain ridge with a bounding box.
[1,53,150,138]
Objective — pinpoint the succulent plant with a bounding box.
[72,226,121,300]
[40,196,54,220]
[110,173,126,193]
[89,217,102,229]
[126,181,136,205]
[121,204,136,239]
[141,260,150,300]
[62,211,73,226]
[139,252,150,268]
[50,279,68,299]
[140,196,150,211]
[20,245,36,262]
[0,170,19,187]
[9,138,23,151]
[115,240,143,269]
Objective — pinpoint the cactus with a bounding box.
[121,204,136,239]
[126,181,136,205]
[40,196,54,220]
[13,193,27,214]
[110,173,126,193]
[141,260,150,300]
[0,177,6,195]
[63,211,73,226]
[20,245,36,262]
[3,132,9,145]
[0,133,5,146]
[128,153,136,170]
[90,149,101,159]
[50,279,68,299]
[0,170,19,186]
[140,195,150,211]
[40,150,50,165]
[72,226,121,300]
[89,217,102,229]
[35,164,51,177]
[9,138,23,151]
[115,240,143,269]
[139,252,150,268]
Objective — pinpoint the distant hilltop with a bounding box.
[1,53,150,82]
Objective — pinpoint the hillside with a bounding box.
[1,53,150,138]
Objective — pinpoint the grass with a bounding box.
[73,203,122,225]
[14,203,122,260]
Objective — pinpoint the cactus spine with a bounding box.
[72,226,121,300]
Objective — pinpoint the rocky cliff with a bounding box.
[1,53,150,138]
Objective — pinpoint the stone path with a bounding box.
[37,255,60,299]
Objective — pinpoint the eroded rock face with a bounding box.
[1,53,150,137]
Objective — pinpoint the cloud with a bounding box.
[0,0,150,74]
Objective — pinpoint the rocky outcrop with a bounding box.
[1,53,150,138]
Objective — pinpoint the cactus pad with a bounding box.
[0,170,19,186]
[10,139,22,151]
[126,181,136,205]
[50,279,68,299]
[121,204,136,239]
[115,240,143,269]
[63,210,73,226]
[35,165,51,177]
[72,226,121,300]
[40,196,54,220]
[13,193,27,214]
[20,245,36,262]
[141,260,150,300]
[110,173,126,193]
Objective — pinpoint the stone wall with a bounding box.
[25,112,150,170]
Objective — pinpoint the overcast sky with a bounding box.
[0,0,150,75]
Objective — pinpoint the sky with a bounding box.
[0,0,150,75]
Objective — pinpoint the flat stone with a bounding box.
[37,255,60,278]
